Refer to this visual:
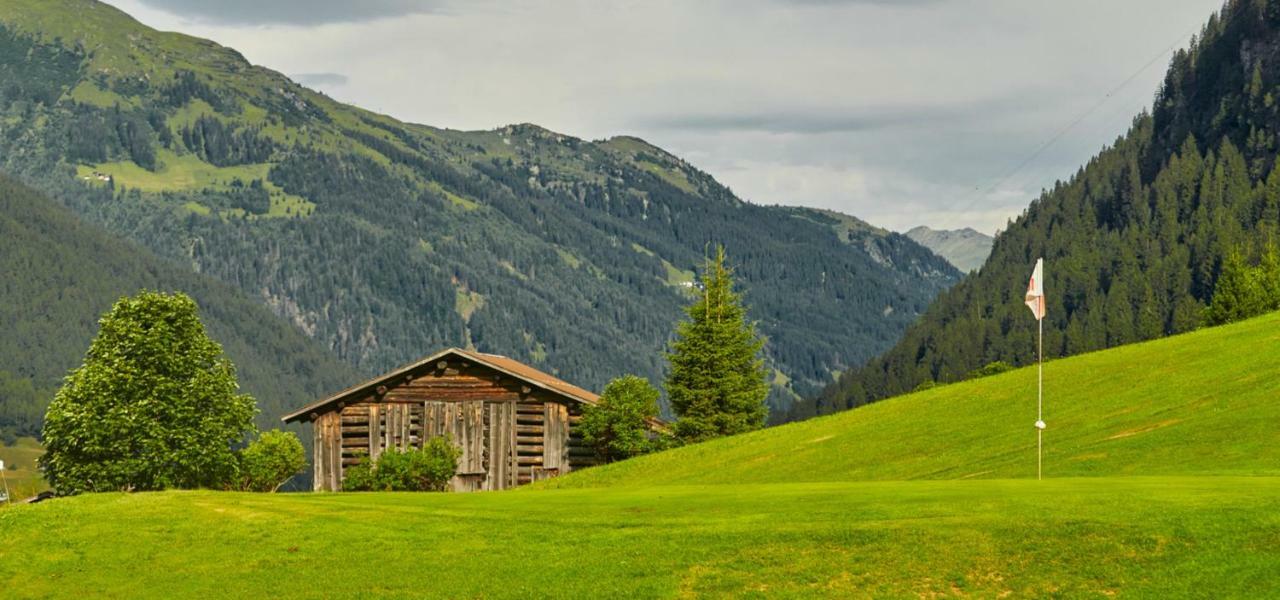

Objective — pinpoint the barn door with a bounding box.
[485,402,517,490]
[543,402,570,475]
[423,400,486,491]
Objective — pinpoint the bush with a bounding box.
[341,455,376,491]
[580,375,662,463]
[237,430,306,492]
[912,380,940,393]
[967,361,1015,380]
[342,436,460,492]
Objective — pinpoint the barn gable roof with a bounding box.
[281,348,600,424]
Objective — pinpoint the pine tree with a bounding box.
[1257,242,1280,311]
[666,245,769,443]
[1203,250,1267,326]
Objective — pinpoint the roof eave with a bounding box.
[281,348,603,423]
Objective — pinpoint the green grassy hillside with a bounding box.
[0,437,44,499]
[545,311,1280,489]
[1,478,1277,598]
[3,316,1280,597]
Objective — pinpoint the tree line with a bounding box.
[38,246,771,494]
[0,173,359,447]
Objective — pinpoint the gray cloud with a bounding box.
[135,0,445,25]
[639,107,953,134]
[778,0,945,6]
[636,88,1051,136]
[110,0,1224,233]
[293,72,349,87]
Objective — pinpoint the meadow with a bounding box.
[3,313,1280,598]
[1,478,1277,598]
[0,437,44,500]
[545,311,1280,488]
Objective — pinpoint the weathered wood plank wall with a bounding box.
[311,360,604,491]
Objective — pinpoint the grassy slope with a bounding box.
[3,316,1280,597]
[0,437,43,499]
[544,311,1280,489]
[1,479,1277,598]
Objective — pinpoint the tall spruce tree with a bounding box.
[666,245,769,442]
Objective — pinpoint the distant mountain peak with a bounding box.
[904,226,994,273]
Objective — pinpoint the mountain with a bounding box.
[0,0,960,414]
[794,0,1280,419]
[0,172,361,442]
[904,226,994,272]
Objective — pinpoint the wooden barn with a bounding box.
[283,348,658,492]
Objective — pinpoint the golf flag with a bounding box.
[1025,258,1045,321]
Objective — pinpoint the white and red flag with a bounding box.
[1025,258,1045,321]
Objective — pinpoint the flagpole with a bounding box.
[1026,257,1046,481]
[1038,313,1043,481]
[0,460,9,504]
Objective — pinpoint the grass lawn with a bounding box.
[2,477,1277,598]
[545,312,1280,489]
[0,437,46,501]
[4,314,1280,597]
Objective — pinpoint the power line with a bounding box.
[940,25,1200,231]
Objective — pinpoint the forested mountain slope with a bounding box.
[0,173,360,441]
[0,0,959,413]
[797,0,1280,419]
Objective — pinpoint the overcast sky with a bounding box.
[107,0,1224,233]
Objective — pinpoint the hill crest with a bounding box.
[0,0,960,413]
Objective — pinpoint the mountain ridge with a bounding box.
[0,0,961,413]
[904,225,994,272]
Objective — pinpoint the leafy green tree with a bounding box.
[237,429,306,492]
[580,375,662,462]
[40,291,256,494]
[666,246,769,443]
[342,437,460,492]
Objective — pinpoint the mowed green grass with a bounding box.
[545,311,1280,489]
[0,437,46,500]
[1,478,1278,598]
[3,315,1280,597]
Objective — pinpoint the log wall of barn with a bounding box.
[310,361,598,491]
